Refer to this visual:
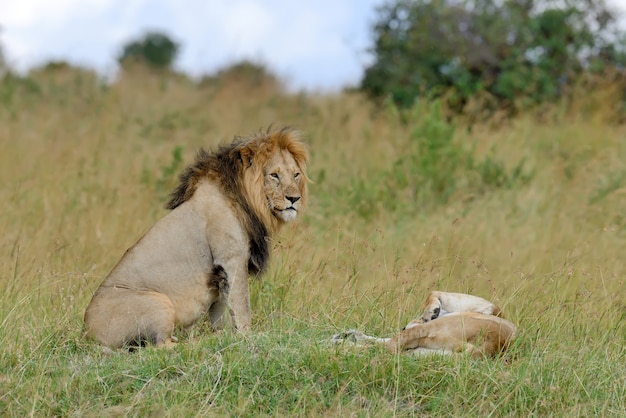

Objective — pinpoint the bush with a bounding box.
[361,0,626,114]
[346,100,533,220]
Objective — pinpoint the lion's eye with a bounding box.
[294,172,300,179]
[270,173,280,180]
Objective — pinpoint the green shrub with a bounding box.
[348,100,533,219]
[361,0,626,114]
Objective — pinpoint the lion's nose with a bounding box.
[286,196,300,204]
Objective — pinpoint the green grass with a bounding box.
[2,296,624,416]
[1,67,625,416]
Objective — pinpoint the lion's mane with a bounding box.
[165,127,309,275]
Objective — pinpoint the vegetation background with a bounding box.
[1,0,626,416]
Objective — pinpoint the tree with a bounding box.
[361,0,626,112]
[118,31,179,70]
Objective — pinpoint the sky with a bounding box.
[1,0,626,92]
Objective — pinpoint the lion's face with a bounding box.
[263,149,304,222]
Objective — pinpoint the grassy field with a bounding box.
[1,67,625,416]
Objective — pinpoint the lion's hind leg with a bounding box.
[420,291,445,322]
[207,264,230,331]
[84,287,177,349]
[419,291,502,322]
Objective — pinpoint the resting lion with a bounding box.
[332,291,517,359]
[84,127,310,348]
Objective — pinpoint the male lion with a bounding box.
[332,291,517,359]
[84,127,309,348]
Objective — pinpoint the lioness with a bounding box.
[84,127,310,348]
[332,291,516,358]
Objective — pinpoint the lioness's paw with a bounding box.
[421,306,441,322]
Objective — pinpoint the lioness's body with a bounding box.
[332,291,517,358]
[84,128,309,348]
[386,312,516,358]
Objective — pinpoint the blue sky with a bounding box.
[1,0,625,91]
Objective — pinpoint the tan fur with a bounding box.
[84,127,309,348]
[386,312,516,358]
[332,291,516,358]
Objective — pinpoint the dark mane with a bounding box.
[165,139,269,276]
[165,140,244,210]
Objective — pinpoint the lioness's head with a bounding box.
[240,128,310,227]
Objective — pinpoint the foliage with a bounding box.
[346,99,533,220]
[0,72,41,106]
[362,0,626,113]
[118,31,179,70]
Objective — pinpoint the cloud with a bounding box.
[167,0,378,89]
[1,0,115,28]
[0,0,382,90]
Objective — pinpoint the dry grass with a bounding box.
[0,67,625,416]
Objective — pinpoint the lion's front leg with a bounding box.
[207,218,253,333]
[219,259,251,332]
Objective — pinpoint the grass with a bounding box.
[1,66,625,416]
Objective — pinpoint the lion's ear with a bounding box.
[239,145,255,168]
